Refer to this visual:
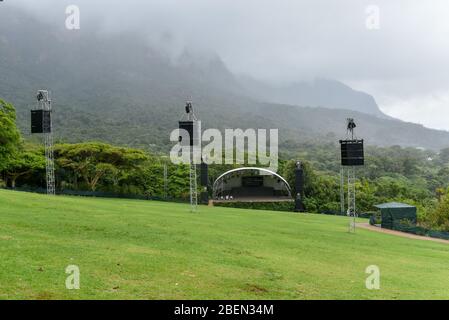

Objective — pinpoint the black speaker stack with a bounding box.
[31,110,51,134]
[339,139,364,166]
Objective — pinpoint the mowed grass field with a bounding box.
[1,190,449,300]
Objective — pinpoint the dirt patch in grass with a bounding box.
[245,284,268,294]
[34,291,55,300]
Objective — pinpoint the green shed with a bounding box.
[374,202,417,229]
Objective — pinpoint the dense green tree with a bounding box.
[426,189,449,231]
[54,142,148,191]
[3,150,45,188]
[0,99,21,172]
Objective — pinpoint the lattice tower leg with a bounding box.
[340,167,345,215]
[189,150,198,212]
[347,166,356,233]
[41,98,55,195]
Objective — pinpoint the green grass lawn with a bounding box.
[1,189,449,300]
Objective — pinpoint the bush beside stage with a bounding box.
[213,200,295,212]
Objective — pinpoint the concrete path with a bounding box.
[356,223,449,245]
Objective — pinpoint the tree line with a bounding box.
[3,98,449,231]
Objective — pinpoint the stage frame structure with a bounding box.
[32,90,56,195]
[339,118,364,233]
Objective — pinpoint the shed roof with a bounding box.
[373,202,416,209]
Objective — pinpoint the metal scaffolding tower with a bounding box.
[347,166,356,233]
[189,154,198,212]
[340,167,345,215]
[37,90,55,195]
[340,165,357,232]
[179,101,199,212]
[339,118,364,233]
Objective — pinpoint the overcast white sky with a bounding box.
[8,0,449,130]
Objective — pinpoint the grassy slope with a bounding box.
[0,190,449,300]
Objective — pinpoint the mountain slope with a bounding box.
[238,76,387,118]
[1,6,449,151]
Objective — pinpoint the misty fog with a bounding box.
[5,0,449,130]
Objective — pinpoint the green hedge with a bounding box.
[5,187,189,203]
[392,222,449,240]
[213,201,295,212]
